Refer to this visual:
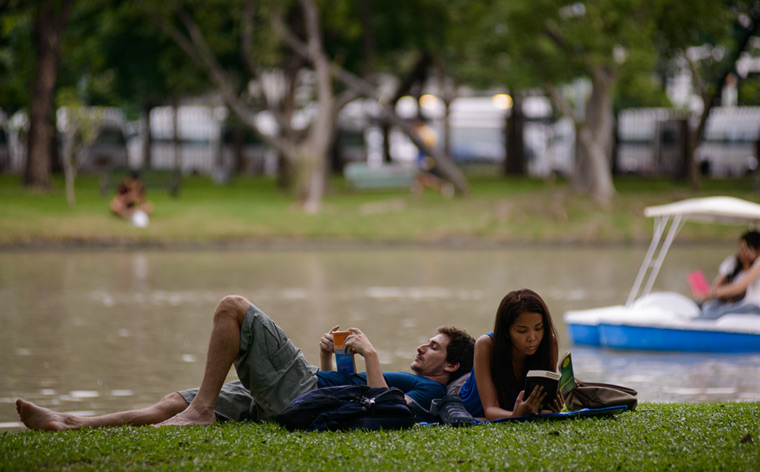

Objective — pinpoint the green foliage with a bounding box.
[2,403,759,471]
[0,7,34,114]
[739,73,760,105]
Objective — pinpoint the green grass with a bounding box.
[1,403,758,471]
[0,173,758,247]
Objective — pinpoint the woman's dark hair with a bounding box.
[741,230,760,250]
[727,230,760,283]
[490,288,558,410]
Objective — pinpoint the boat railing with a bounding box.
[625,214,685,307]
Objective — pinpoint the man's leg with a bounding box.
[15,393,188,431]
[157,295,250,426]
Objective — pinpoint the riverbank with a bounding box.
[2,402,758,471]
[1,174,757,248]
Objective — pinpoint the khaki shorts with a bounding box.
[178,303,318,421]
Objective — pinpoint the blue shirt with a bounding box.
[316,371,445,409]
[458,333,493,417]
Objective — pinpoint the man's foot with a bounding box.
[153,406,216,427]
[16,399,77,431]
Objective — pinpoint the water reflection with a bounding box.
[1,245,757,430]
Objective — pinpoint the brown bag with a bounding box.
[565,381,638,412]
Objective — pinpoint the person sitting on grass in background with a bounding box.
[695,230,760,319]
[16,295,474,431]
[411,119,455,198]
[109,170,153,221]
[458,288,564,420]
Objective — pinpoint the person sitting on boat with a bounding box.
[696,230,760,319]
[458,288,564,419]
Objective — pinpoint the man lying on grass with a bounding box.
[17,295,475,431]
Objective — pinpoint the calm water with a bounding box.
[2,246,759,429]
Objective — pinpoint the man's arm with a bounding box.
[344,328,388,389]
[319,325,340,371]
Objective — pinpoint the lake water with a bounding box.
[2,245,759,430]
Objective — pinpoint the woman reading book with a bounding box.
[458,289,564,420]
[695,230,760,319]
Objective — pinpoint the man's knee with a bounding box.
[214,295,250,323]
[158,392,190,415]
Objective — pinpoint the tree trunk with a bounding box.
[62,127,77,207]
[171,97,181,173]
[382,121,392,163]
[573,66,616,206]
[141,103,153,169]
[25,0,74,190]
[296,0,334,213]
[505,93,525,175]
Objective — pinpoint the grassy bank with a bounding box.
[1,402,758,471]
[1,173,758,247]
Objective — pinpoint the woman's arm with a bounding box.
[712,259,760,300]
[473,335,544,420]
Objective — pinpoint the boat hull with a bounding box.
[598,323,760,353]
[564,292,760,352]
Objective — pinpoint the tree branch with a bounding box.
[241,0,258,78]
[151,9,294,160]
[276,0,468,192]
[543,24,570,53]
[545,83,581,126]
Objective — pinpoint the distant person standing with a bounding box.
[110,170,153,227]
[411,120,454,197]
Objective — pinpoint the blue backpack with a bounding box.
[276,385,416,432]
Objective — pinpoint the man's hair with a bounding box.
[437,325,475,381]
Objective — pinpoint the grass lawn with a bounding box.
[1,173,759,247]
[1,402,758,471]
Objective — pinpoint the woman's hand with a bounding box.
[542,390,565,414]
[512,385,546,417]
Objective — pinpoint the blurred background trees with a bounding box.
[2,0,760,209]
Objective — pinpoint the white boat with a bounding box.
[564,196,760,352]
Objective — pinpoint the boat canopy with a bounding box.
[628,196,760,307]
[644,196,760,225]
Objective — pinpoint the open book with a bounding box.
[525,352,577,408]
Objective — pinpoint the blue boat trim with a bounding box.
[567,324,602,347]
[598,323,760,352]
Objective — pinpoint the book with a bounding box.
[332,331,356,374]
[558,351,577,396]
[525,352,577,409]
[688,270,711,296]
[525,370,561,409]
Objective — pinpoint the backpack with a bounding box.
[565,381,638,412]
[276,385,417,432]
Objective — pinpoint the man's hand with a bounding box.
[319,325,341,371]
[344,328,388,389]
[343,328,376,358]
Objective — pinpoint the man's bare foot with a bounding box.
[153,406,216,427]
[16,399,77,431]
